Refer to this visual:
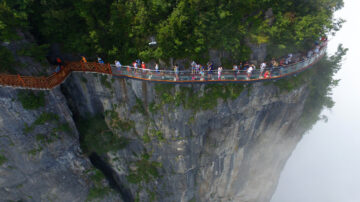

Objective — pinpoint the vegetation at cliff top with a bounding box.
[17,90,45,110]
[299,44,347,131]
[77,115,129,155]
[1,0,343,68]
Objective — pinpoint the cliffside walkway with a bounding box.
[0,45,326,90]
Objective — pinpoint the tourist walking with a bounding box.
[155,63,159,73]
[233,64,238,80]
[97,57,104,64]
[260,62,266,78]
[218,66,223,80]
[247,65,253,79]
[115,60,121,71]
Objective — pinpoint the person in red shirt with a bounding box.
[264,70,271,78]
[141,62,146,69]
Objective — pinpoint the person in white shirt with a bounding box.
[218,66,223,80]
[115,60,121,70]
[247,65,253,79]
[155,63,159,73]
[260,62,266,78]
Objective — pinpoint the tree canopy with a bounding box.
[0,0,344,65]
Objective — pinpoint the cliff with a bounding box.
[59,72,312,202]
[0,47,344,201]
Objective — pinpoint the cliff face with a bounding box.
[59,72,311,202]
[0,87,122,202]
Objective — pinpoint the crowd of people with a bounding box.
[73,37,327,81]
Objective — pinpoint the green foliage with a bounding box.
[33,112,59,125]
[104,110,135,131]
[35,133,54,144]
[0,46,16,73]
[77,115,129,154]
[28,146,43,156]
[100,75,112,89]
[142,133,151,143]
[0,1,29,41]
[16,43,50,65]
[86,168,112,201]
[149,129,165,142]
[154,83,244,111]
[23,112,59,133]
[2,0,343,64]
[299,45,347,131]
[126,153,161,184]
[131,98,147,115]
[17,91,45,110]
[0,154,7,166]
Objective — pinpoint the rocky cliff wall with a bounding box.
[59,72,312,202]
[0,86,122,202]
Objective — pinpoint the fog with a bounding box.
[270,0,360,201]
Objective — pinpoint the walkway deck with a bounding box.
[0,45,326,90]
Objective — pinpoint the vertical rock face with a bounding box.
[0,87,90,201]
[0,87,122,202]
[60,72,312,202]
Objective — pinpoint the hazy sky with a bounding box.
[271,0,360,201]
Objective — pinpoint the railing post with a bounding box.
[17,74,25,87]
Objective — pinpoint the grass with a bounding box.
[77,115,129,155]
[126,153,162,184]
[17,91,45,110]
[0,154,7,166]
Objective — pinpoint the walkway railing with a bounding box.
[112,44,326,83]
[0,43,326,90]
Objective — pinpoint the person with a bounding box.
[218,66,223,80]
[55,57,63,70]
[264,70,271,78]
[141,61,146,70]
[81,56,87,63]
[98,57,104,64]
[244,61,250,70]
[196,64,200,74]
[285,53,293,64]
[207,64,213,80]
[314,45,320,55]
[174,64,179,80]
[133,61,138,73]
[191,61,196,74]
[200,68,205,81]
[247,65,253,79]
[260,62,266,78]
[155,63,159,73]
[307,50,313,58]
[233,64,238,80]
[115,60,121,70]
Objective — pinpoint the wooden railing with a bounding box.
[0,62,112,90]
